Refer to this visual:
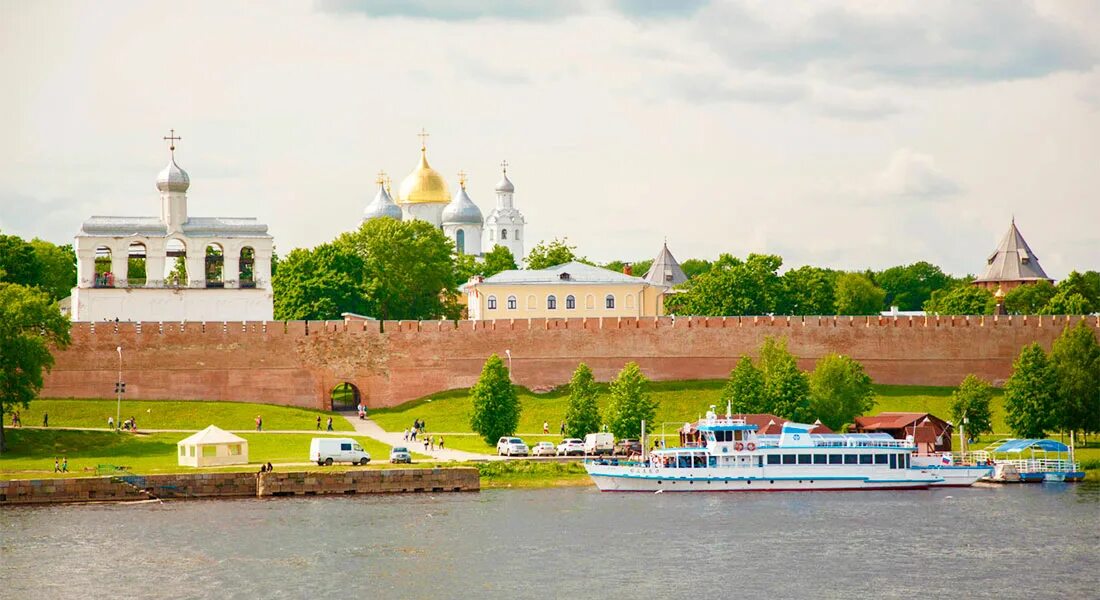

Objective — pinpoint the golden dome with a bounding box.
[398,147,451,204]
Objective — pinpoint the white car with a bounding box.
[531,441,557,456]
[557,438,585,456]
[389,446,412,464]
[497,437,529,456]
[310,437,370,466]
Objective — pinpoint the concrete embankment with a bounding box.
[0,468,479,505]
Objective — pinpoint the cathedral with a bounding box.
[362,136,527,261]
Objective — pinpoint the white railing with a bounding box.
[997,458,1079,473]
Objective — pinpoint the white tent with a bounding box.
[177,425,249,467]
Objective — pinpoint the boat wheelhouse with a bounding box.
[585,409,944,492]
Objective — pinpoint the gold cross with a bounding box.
[457,170,468,188]
[376,170,387,185]
[163,129,181,154]
[500,159,509,173]
[417,128,430,149]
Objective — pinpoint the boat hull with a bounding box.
[586,465,941,492]
[917,466,993,487]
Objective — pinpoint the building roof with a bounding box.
[853,412,950,431]
[441,184,484,225]
[177,425,247,446]
[644,242,688,287]
[480,261,649,286]
[363,182,403,221]
[398,146,450,205]
[973,219,1052,284]
[78,216,270,239]
[991,439,1070,453]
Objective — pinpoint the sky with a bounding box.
[1,0,1098,279]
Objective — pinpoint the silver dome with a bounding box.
[495,172,514,193]
[442,186,484,225]
[363,184,403,221]
[156,157,190,193]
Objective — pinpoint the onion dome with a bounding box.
[495,170,515,193]
[398,146,451,204]
[363,179,403,221]
[442,175,484,225]
[156,156,190,193]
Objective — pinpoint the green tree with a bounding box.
[1003,343,1058,438]
[469,354,521,445]
[29,240,76,301]
[759,337,810,421]
[564,363,601,438]
[605,362,657,439]
[272,244,367,320]
[874,262,952,311]
[779,266,838,315]
[0,283,72,452]
[807,353,875,431]
[924,284,994,315]
[632,259,654,278]
[481,245,518,277]
[1004,280,1056,314]
[338,219,458,320]
[452,253,481,287]
[0,234,41,288]
[950,374,995,438]
[720,356,767,414]
[1049,321,1100,438]
[834,272,886,315]
[680,259,712,279]
[1042,289,1091,315]
[1042,271,1100,315]
[674,253,784,316]
[525,238,584,269]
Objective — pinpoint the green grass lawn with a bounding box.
[871,385,1008,433]
[0,429,393,479]
[14,399,354,432]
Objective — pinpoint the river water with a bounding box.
[2,483,1098,599]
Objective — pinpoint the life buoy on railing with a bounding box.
[734,442,744,452]
[746,442,756,451]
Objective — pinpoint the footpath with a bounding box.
[342,415,498,462]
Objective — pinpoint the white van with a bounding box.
[584,433,614,456]
[310,437,371,466]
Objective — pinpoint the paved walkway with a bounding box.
[342,415,497,462]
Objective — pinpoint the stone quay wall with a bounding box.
[0,468,479,505]
[40,315,1099,410]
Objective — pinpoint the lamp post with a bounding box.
[115,346,123,431]
[504,349,512,381]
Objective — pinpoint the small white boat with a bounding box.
[585,411,943,492]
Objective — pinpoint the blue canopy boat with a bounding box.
[978,439,1084,483]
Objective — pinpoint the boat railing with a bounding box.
[997,458,1079,473]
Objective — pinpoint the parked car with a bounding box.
[497,437,529,456]
[556,438,585,456]
[584,433,614,456]
[310,437,370,466]
[613,439,642,457]
[531,441,557,456]
[390,446,412,464]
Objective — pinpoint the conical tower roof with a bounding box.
[644,242,688,287]
[973,219,1052,284]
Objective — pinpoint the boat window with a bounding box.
[708,457,717,467]
[767,455,780,465]
[889,454,897,469]
[874,454,888,464]
[859,454,873,465]
[829,454,842,465]
[798,454,812,464]
[782,454,796,465]
[813,454,827,465]
[904,454,910,469]
[757,456,764,467]
[694,455,706,468]
[844,454,858,464]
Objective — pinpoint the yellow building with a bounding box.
[464,261,668,320]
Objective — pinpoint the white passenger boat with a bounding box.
[909,454,993,487]
[585,410,944,492]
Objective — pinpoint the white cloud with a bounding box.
[872,149,961,200]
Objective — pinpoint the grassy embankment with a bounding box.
[371,381,1100,475]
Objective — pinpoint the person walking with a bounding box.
[438,436,445,450]
[543,421,549,434]
[560,421,566,436]
[429,435,435,451]
[107,416,114,429]
[61,457,68,473]
[54,458,60,473]
[43,413,48,427]
[316,416,321,430]
[326,417,334,432]
[255,416,262,432]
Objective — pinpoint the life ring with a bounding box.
[746,442,756,451]
[734,442,744,452]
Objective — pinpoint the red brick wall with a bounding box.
[41,315,1099,410]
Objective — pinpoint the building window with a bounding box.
[515,229,520,240]
[585,294,594,309]
[507,295,517,310]
[456,229,465,255]
[605,294,615,309]
[547,295,557,310]
[526,294,536,309]
[501,229,508,240]
[566,295,575,309]
[488,296,497,310]
[625,294,634,309]
[490,230,494,241]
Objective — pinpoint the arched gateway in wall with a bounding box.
[330,382,362,412]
